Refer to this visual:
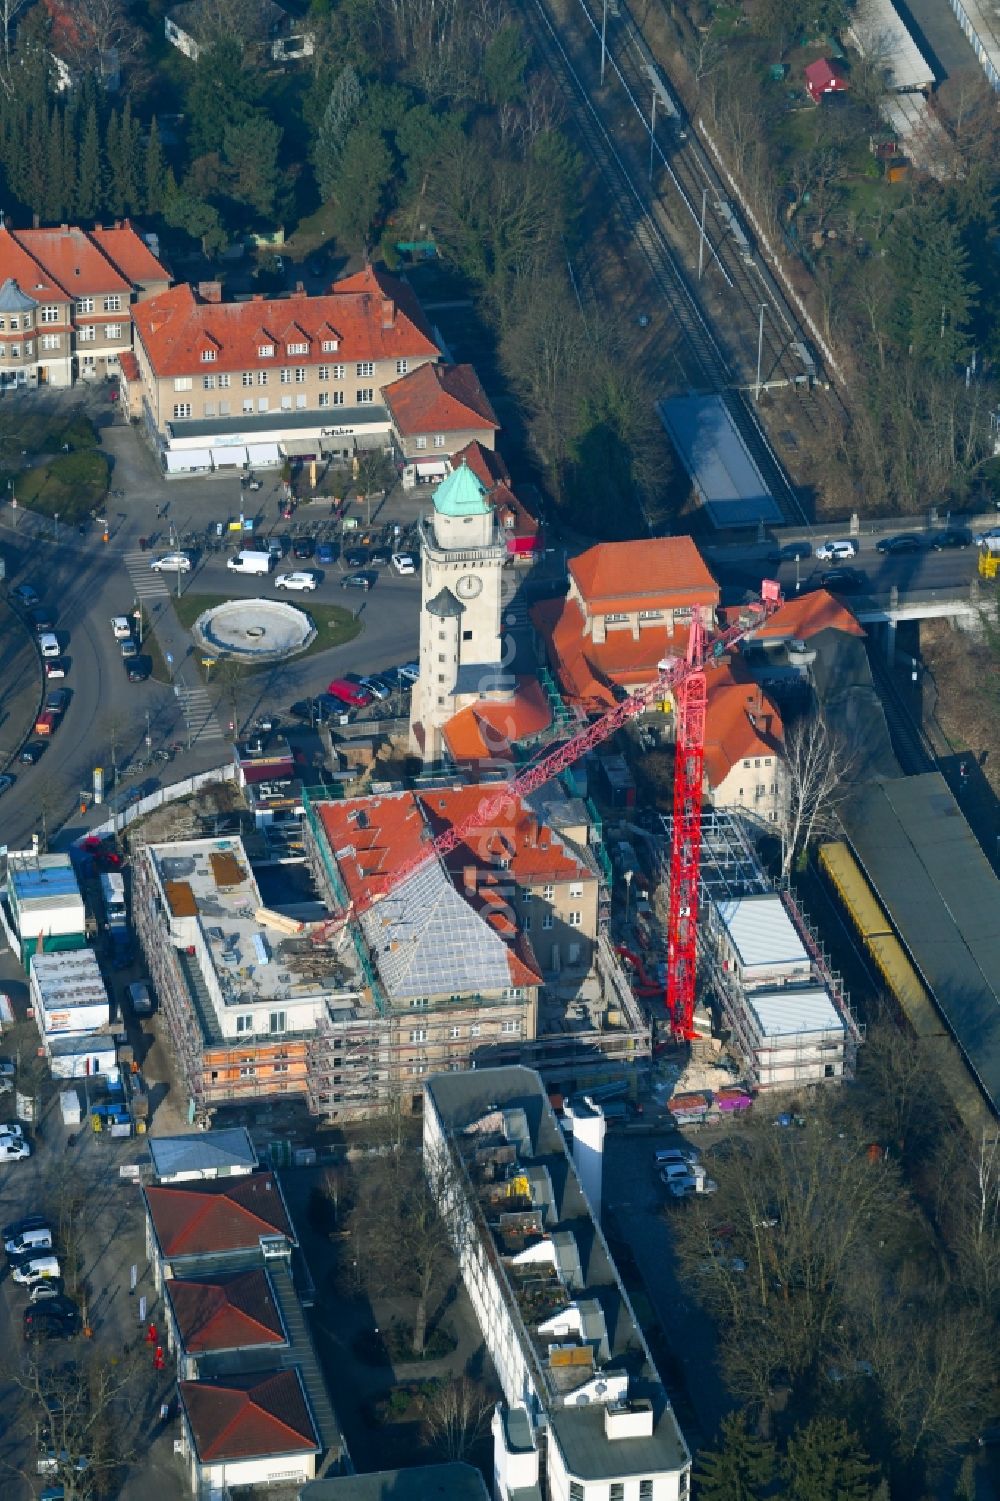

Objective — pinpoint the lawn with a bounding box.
[13,448,110,522]
[170,591,363,679]
[0,405,98,458]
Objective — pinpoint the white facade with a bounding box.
[182,1434,317,1496]
[30,950,110,1036]
[746,987,847,1088]
[8,853,85,939]
[715,894,811,991]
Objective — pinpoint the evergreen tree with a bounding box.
[782,1418,878,1501]
[43,107,66,220]
[77,101,101,219]
[483,22,528,106]
[26,104,46,216]
[223,118,282,218]
[144,116,166,214]
[694,1412,777,1501]
[312,63,362,201]
[104,109,121,214]
[891,205,977,373]
[187,39,260,160]
[114,99,141,215]
[332,124,391,250]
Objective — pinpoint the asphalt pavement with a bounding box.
[705,533,981,605]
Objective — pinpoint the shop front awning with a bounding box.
[165,448,212,473]
[282,438,321,458]
[210,445,248,467]
[247,441,282,465]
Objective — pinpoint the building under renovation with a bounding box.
[659,811,862,1090]
[132,794,651,1123]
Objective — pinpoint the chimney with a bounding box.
[572,1105,606,1221]
[381,297,395,328]
[463,866,477,896]
[197,281,222,304]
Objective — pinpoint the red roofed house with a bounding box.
[178,1369,321,1495]
[131,263,441,474]
[382,361,500,486]
[0,219,169,389]
[532,537,721,711]
[143,1171,296,1288]
[804,58,849,103]
[164,1268,288,1376]
[703,667,785,824]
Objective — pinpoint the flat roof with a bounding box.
[147,837,358,1008]
[30,949,108,1010]
[842,774,1000,1114]
[748,987,844,1038]
[300,1465,491,1501]
[716,894,808,970]
[169,404,389,440]
[9,855,83,908]
[948,0,1000,89]
[657,395,781,529]
[848,0,935,91]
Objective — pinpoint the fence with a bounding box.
[77,763,238,843]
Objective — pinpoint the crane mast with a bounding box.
[314,580,783,1044]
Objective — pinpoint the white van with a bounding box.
[38,633,61,658]
[5,1227,52,1258]
[11,1254,60,1286]
[227,550,274,575]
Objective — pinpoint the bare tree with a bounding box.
[422,1374,492,1459]
[57,0,142,75]
[0,0,31,90]
[777,711,855,879]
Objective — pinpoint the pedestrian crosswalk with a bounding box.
[124,550,170,602]
[173,679,226,745]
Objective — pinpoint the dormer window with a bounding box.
[258,343,274,358]
[286,342,308,355]
[200,348,217,362]
[321,339,338,352]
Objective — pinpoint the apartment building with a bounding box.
[424,1067,692,1501]
[703,668,784,824]
[0,221,169,388]
[130,265,441,472]
[382,360,499,478]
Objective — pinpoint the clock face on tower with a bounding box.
[456,573,482,600]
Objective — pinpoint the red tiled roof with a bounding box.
[144,1172,294,1258]
[804,58,847,89]
[441,678,552,762]
[180,1370,318,1463]
[749,589,866,641]
[15,226,131,293]
[89,222,170,286]
[167,1269,286,1353]
[452,440,510,488]
[331,263,437,345]
[703,667,783,789]
[133,280,440,378]
[569,538,718,610]
[383,362,499,436]
[118,350,140,381]
[532,596,693,710]
[0,226,68,301]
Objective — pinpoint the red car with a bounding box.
[327,678,373,708]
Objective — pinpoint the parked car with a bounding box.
[28,1277,66,1303]
[38,632,61,658]
[392,661,420,687]
[126,657,150,682]
[20,742,47,764]
[818,567,866,592]
[24,1302,79,1341]
[341,572,375,592]
[120,639,138,659]
[359,675,391,700]
[110,616,132,640]
[0,1123,25,1139]
[930,527,972,550]
[876,533,926,554]
[292,536,315,559]
[0,1135,31,1161]
[369,547,391,566]
[779,541,813,561]
[344,548,369,568]
[3,1213,49,1242]
[274,571,318,591]
[44,660,67,679]
[11,583,39,606]
[391,553,417,575]
[972,526,1000,546]
[289,694,342,723]
[12,1255,60,1286]
[45,689,68,714]
[814,539,858,561]
[149,552,191,572]
[327,678,374,708]
[0,773,16,797]
[316,541,337,564]
[30,606,56,632]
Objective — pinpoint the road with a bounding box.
[706,535,980,605]
[0,422,425,852]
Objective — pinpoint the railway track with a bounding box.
[869,654,936,775]
[522,0,810,524]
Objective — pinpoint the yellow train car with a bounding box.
[819,841,994,1141]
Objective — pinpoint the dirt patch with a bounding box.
[921,619,1000,793]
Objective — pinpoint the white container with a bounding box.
[59,1088,81,1126]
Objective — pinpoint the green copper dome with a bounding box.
[432,463,489,517]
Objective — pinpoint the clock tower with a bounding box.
[409,463,509,762]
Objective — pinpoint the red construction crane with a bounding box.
[313,580,783,1040]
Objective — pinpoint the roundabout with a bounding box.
[190,597,316,663]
